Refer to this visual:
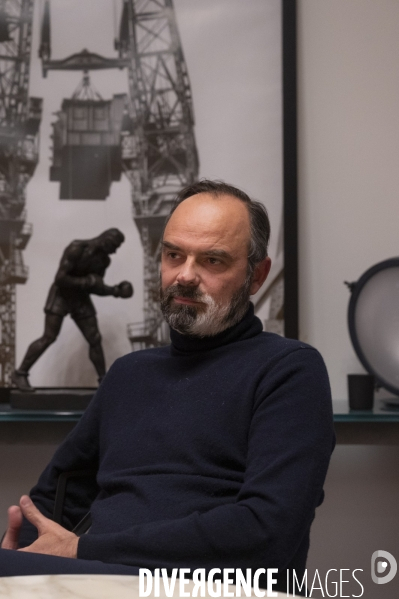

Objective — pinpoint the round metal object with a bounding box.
[348,258,399,396]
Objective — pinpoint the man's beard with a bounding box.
[160,275,252,338]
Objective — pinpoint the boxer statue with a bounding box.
[12,228,133,392]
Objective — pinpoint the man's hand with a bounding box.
[1,505,23,550]
[17,496,79,558]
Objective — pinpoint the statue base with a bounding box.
[10,388,96,411]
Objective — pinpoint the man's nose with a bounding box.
[176,258,200,286]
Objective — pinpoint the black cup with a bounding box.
[0,387,10,403]
[347,374,375,410]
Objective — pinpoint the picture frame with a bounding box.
[282,0,298,339]
[0,0,298,390]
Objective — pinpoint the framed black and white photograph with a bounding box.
[0,0,297,389]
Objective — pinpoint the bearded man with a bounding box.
[0,181,334,594]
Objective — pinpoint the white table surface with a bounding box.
[0,574,292,598]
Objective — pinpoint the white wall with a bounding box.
[298,3,399,598]
[298,0,399,400]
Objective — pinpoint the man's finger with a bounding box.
[19,496,50,534]
[1,505,22,550]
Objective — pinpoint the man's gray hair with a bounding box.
[165,180,271,276]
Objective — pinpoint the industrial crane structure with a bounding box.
[40,0,199,350]
[0,0,42,385]
[118,0,199,348]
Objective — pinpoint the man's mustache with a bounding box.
[163,284,203,301]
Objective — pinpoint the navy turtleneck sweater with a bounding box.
[20,304,334,586]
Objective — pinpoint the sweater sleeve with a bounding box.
[17,378,104,548]
[77,347,335,571]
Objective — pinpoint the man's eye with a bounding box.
[168,252,179,259]
[208,257,221,265]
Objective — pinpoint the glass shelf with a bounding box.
[333,399,399,422]
[0,403,83,422]
[1,399,399,423]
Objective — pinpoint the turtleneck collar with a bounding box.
[169,302,263,353]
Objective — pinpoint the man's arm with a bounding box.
[15,379,103,549]
[77,348,334,571]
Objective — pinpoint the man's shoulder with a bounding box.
[238,331,328,382]
[244,330,320,359]
[97,347,171,394]
[110,345,170,369]
[106,335,324,379]
[112,335,320,364]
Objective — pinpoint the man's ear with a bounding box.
[250,257,272,295]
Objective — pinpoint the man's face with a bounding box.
[160,193,268,336]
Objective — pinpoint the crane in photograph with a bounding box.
[40,0,199,350]
[0,0,42,386]
[117,0,199,347]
